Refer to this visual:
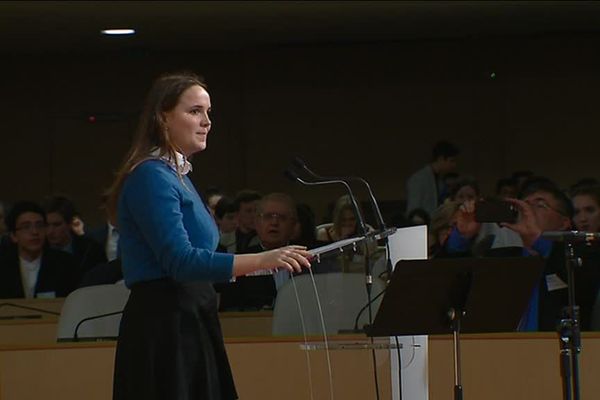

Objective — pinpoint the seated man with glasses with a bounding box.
[0,201,78,299]
[215,193,298,311]
[446,178,574,331]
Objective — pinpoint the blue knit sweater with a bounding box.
[118,159,234,287]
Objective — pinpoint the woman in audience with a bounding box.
[450,176,480,204]
[572,185,600,233]
[316,195,361,242]
[428,200,462,258]
[106,72,311,400]
[570,184,600,330]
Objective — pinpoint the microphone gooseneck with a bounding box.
[284,169,368,236]
[293,157,386,231]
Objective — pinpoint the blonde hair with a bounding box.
[332,195,358,237]
[105,72,207,223]
[429,200,461,247]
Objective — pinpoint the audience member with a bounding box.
[243,193,299,288]
[440,172,459,204]
[407,208,430,227]
[79,258,123,288]
[571,185,600,232]
[233,189,261,253]
[450,176,480,203]
[215,196,238,253]
[87,195,120,262]
[316,195,362,242]
[406,140,460,215]
[447,180,574,330]
[0,201,77,298]
[205,186,224,217]
[568,185,600,330]
[496,177,518,199]
[42,195,107,281]
[215,193,299,311]
[71,214,85,236]
[428,200,461,258]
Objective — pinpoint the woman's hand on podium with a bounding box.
[258,245,312,273]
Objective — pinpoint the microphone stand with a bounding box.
[558,241,582,400]
[287,161,388,400]
[290,158,398,325]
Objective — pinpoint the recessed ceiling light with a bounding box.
[101,29,136,36]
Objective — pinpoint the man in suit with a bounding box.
[405,140,460,216]
[42,195,107,283]
[215,193,298,311]
[0,201,78,299]
[86,197,120,262]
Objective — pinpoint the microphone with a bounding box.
[72,310,123,341]
[284,169,368,236]
[541,231,600,242]
[293,157,387,231]
[0,302,60,320]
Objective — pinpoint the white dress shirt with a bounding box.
[19,256,41,298]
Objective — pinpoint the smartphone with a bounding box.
[475,199,518,223]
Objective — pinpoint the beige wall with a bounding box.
[2,33,599,225]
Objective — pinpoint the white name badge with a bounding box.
[546,274,568,292]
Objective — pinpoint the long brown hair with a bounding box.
[105,72,207,223]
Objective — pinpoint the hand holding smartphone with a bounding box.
[475,199,518,223]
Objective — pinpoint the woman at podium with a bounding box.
[106,72,311,399]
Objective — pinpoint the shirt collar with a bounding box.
[150,148,193,175]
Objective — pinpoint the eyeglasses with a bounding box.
[258,212,292,223]
[15,222,47,232]
[525,199,566,216]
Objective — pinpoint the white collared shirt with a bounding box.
[106,222,119,261]
[19,256,41,299]
[149,148,192,175]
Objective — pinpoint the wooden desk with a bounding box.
[0,336,390,400]
[0,298,274,345]
[0,299,64,345]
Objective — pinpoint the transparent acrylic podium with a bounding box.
[279,226,429,400]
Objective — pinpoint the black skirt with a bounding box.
[113,279,238,400]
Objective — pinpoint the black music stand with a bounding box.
[367,257,545,400]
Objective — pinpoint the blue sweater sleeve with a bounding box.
[121,163,233,282]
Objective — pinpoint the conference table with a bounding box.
[2,298,600,399]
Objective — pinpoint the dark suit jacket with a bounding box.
[67,235,107,286]
[86,224,108,250]
[0,244,79,299]
[78,258,123,288]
